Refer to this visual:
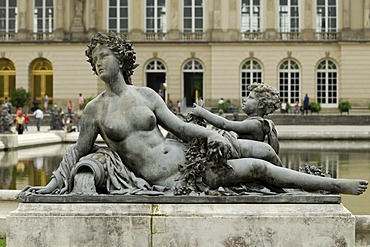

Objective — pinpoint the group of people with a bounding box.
[280,94,310,115]
[21,32,367,198]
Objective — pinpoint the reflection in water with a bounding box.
[0,142,369,214]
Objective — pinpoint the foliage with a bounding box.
[338,101,351,112]
[368,102,370,110]
[9,87,31,109]
[217,102,230,112]
[309,102,321,113]
[0,236,5,247]
[83,95,96,109]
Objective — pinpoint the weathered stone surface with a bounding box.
[7,203,355,247]
[19,193,342,204]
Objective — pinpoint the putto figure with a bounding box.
[21,32,367,197]
[191,83,280,154]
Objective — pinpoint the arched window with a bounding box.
[30,58,53,108]
[278,59,300,105]
[183,59,204,107]
[0,58,16,103]
[241,59,262,98]
[316,59,337,106]
[145,60,167,101]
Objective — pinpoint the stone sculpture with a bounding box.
[19,32,368,198]
[49,105,64,131]
[0,105,13,134]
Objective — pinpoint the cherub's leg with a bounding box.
[205,158,368,195]
[238,140,283,166]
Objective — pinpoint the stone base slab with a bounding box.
[7,203,355,247]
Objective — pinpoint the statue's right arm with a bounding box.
[23,102,99,194]
[192,104,255,133]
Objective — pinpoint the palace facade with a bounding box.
[1,0,370,111]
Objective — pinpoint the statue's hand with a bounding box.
[21,178,58,195]
[191,103,204,117]
[207,133,231,165]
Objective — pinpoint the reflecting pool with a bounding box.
[1,141,370,215]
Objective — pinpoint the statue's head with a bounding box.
[85,32,139,85]
[245,83,280,116]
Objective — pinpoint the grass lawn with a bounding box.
[0,237,5,247]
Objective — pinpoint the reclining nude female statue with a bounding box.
[21,32,367,197]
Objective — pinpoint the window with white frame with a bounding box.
[108,0,128,33]
[183,0,203,33]
[241,59,262,98]
[33,0,54,33]
[146,0,166,33]
[278,60,300,105]
[0,0,17,34]
[316,0,337,33]
[279,0,299,38]
[316,59,337,105]
[241,0,260,33]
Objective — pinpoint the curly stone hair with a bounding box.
[247,82,280,115]
[85,32,139,85]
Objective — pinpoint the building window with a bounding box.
[316,0,337,39]
[241,0,260,33]
[278,60,300,105]
[316,59,337,106]
[33,0,54,35]
[0,58,16,103]
[146,0,166,33]
[30,58,53,107]
[279,0,299,40]
[183,0,203,38]
[108,0,128,33]
[241,59,262,98]
[0,0,17,40]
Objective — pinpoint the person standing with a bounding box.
[33,108,44,131]
[43,94,49,112]
[67,100,73,117]
[15,114,25,134]
[24,113,30,131]
[78,93,84,110]
[303,94,310,115]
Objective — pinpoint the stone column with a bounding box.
[16,0,27,40]
[70,0,86,40]
[265,0,277,40]
[302,0,315,40]
[167,0,180,40]
[54,0,65,40]
[86,0,97,37]
[364,0,370,38]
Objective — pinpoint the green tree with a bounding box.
[10,87,31,109]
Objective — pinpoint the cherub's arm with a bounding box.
[191,104,258,134]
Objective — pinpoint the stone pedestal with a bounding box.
[6,198,355,247]
[0,133,17,150]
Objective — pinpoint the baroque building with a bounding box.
[1,0,370,110]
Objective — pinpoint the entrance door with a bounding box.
[147,72,166,100]
[183,72,203,107]
[31,58,53,107]
[183,60,204,107]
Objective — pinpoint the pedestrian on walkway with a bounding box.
[78,93,84,110]
[24,113,29,131]
[33,108,44,131]
[15,114,25,134]
[67,100,73,117]
[43,94,49,112]
[303,94,310,115]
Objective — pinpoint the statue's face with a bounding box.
[242,91,259,115]
[92,45,121,82]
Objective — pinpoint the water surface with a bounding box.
[1,142,369,214]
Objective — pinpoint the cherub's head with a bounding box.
[85,32,139,85]
[242,83,280,116]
